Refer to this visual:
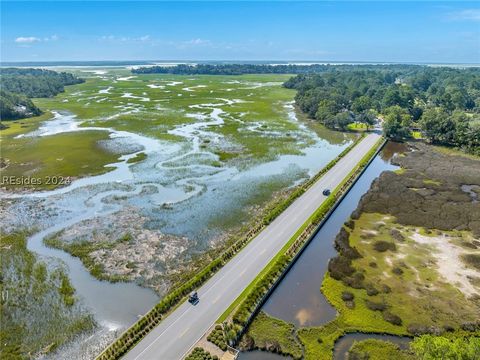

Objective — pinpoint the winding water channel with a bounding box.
[240,142,410,360]
[2,100,355,358]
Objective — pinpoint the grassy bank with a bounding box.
[44,237,129,282]
[1,129,120,190]
[244,312,302,359]
[0,111,52,137]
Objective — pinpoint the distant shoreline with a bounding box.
[1,60,479,68]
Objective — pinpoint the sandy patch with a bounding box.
[165,81,183,86]
[98,86,113,94]
[147,84,165,89]
[117,76,136,81]
[410,232,479,297]
[240,81,283,89]
[182,85,207,92]
[121,92,150,102]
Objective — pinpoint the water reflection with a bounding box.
[379,141,408,162]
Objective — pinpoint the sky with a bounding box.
[1,1,479,63]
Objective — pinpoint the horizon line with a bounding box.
[1,59,480,65]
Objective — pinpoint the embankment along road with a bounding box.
[125,132,382,360]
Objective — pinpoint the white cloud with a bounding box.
[98,35,152,43]
[448,9,480,21]
[184,38,211,46]
[44,34,59,41]
[15,36,41,43]
[15,35,59,45]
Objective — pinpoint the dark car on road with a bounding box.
[322,189,331,196]
[188,291,199,305]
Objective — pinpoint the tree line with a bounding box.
[132,63,421,76]
[284,67,480,154]
[0,68,84,120]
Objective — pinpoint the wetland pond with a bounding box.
[240,142,409,360]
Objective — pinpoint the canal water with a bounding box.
[239,142,409,360]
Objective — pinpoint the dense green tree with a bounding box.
[352,95,373,113]
[0,90,41,120]
[133,63,420,76]
[0,68,83,120]
[420,108,456,144]
[336,112,353,130]
[383,106,412,139]
[281,65,479,154]
[356,110,377,130]
[410,106,424,121]
[315,99,338,123]
[382,86,414,109]
[452,112,480,155]
[0,68,84,98]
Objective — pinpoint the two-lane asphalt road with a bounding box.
[124,132,381,360]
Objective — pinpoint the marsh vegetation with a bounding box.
[0,67,354,357]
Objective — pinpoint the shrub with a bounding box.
[341,291,354,301]
[185,347,217,360]
[407,323,442,336]
[344,272,365,289]
[392,267,404,275]
[461,321,480,332]
[381,284,391,293]
[411,335,480,360]
[345,220,355,229]
[365,300,387,312]
[461,254,480,270]
[365,284,379,296]
[373,240,397,252]
[345,300,355,309]
[334,228,362,259]
[390,229,405,242]
[382,311,402,326]
[443,324,455,332]
[328,256,355,280]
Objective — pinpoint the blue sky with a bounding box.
[1,1,479,63]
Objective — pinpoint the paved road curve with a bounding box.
[125,132,381,360]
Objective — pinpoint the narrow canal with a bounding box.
[240,141,409,360]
